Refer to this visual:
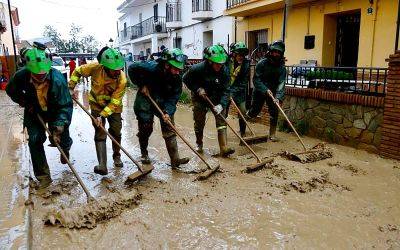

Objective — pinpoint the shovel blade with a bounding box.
[194,164,220,181]
[243,159,274,173]
[125,165,154,183]
[240,135,269,145]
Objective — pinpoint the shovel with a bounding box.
[230,97,269,145]
[36,114,95,202]
[266,90,332,163]
[147,95,220,181]
[72,98,154,182]
[203,95,272,173]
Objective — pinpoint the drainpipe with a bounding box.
[281,3,287,42]
[7,0,17,71]
[395,0,400,51]
[369,0,378,67]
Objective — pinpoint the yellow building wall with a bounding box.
[235,0,398,68]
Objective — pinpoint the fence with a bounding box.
[119,16,167,43]
[249,65,388,97]
[226,0,249,9]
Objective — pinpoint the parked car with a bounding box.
[51,56,68,80]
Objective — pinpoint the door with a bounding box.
[335,12,361,67]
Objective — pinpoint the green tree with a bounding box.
[42,25,67,52]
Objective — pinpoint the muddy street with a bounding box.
[1,88,400,249]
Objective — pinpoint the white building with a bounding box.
[116,0,234,60]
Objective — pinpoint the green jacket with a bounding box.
[229,58,250,104]
[253,57,286,101]
[183,61,231,108]
[6,68,73,127]
[129,61,182,117]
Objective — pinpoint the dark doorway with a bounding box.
[335,11,361,67]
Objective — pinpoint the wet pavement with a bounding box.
[0,87,400,249]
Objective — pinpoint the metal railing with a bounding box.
[248,64,388,96]
[192,0,212,12]
[226,0,250,9]
[282,66,388,96]
[166,2,182,22]
[119,16,167,43]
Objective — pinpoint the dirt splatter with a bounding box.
[281,172,351,193]
[44,191,141,229]
[328,161,367,175]
[33,179,78,199]
[379,224,399,233]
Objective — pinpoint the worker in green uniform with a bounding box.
[129,48,189,168]
[6,47,73,187]
[183,45,235,157]
[247,40,286,141]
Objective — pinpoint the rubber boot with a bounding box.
[218,129,235,157]
[239,118,247,137]
[269,124,279,142]
[165,136,189,169]
[94,141,108,175]
[112,137,123,168]
[36,175,52,188]
[195,132,204,153]
[60,150,69,164]
[139,137,151,164]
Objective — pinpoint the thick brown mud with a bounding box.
[1,88,400,248]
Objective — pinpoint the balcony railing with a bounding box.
[192,0,211,12]
[119,16,166,43]
[166,2,182,22]
[282,66,388,96]
[226,0,250,9]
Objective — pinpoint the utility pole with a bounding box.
[7,0,17,71]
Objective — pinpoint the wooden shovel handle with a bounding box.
[266,91,308,152]
[203,95,262,163]
[230,97,256,136]
[147,95,214,170]
[73,97,146,173]
[36,114,94,201]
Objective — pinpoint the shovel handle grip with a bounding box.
[36,114,94,201]
[203,96,262,163]
[230,97,256,136]
[266,91,308,152]
[72,97,145,173]
[147,95,213,169]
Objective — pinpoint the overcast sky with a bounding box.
[13,0,121,46]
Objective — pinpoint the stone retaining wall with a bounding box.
[280,96,383,153]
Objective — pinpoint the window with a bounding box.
[123,22,127,37]
[173,37,182,49]
[154,4,158,22]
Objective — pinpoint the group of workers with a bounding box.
[6,39,286,187]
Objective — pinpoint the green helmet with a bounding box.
[24,48,52,74]
[231,42,249,54]
[269,40,285,54]
[161,48,187,70]
[204,45,228,64]
[98,47,124,70]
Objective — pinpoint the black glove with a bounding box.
[50,126,64,145]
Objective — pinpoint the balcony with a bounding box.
[166,2,182,29]
[119,16,167,44]
[225,0,314,17]
[192,0,213,21]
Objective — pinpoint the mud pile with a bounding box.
[44,191,141,229]
[280,143,333,163]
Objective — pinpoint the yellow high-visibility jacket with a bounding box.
[69,62,127,117]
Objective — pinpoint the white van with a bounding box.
[51,56,68,80]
